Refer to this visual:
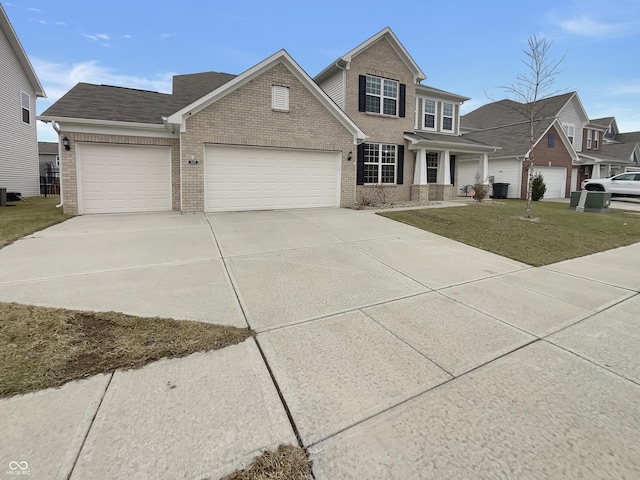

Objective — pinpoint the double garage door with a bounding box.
[204,145,341,212]
[76,143,340,214]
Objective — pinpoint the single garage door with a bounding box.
[205,145,340,212]
[532,166,567,198]
[76,143,171,214]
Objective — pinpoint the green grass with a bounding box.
[0,302,253,398]
[0,196,71,248]
[380,200,640,266]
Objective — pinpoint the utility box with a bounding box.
[569,191,611,213]
[0,188,6,207]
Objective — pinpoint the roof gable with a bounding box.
[167,50,366,141]
[0,5,45,97]
[315,27,426,84]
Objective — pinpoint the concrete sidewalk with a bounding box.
[1,207,639,479]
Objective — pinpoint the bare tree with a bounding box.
[499,36,565,218]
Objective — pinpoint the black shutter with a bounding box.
[396,145,404,184]
[358,75,366,112]
[356,143,366,185]
[399,84,406,117]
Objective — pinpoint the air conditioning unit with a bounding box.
[488,176,495,184]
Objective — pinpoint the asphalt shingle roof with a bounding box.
[462,118,556,158]
[41,71,237,124]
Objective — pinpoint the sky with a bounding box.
[4,0,640,142]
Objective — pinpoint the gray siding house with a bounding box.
[0,4,46,197]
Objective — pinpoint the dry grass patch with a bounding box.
[380,200,640,266]
[219,444,313,480]
[0,196,71,248]
[0,302,252,398]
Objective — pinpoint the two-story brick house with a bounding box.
[315,28,497,204]
[41,27,494,214]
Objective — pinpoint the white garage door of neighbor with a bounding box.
[533,167,567,198]
[76,143,171,214]
[205,145,341,212]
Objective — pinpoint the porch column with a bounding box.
[592,164,600,179]
[439,150,451,184]
[479,153,489,183]
[413,148,428,184]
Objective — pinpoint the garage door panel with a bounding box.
[77,144,172,214]
[205,145,340,212]
[533,167,566,198]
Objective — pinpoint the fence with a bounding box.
[40,164,60,198]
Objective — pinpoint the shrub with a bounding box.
[531,173,546,201]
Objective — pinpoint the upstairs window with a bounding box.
[423,99,436,129]
[548,132,555,148]
[364,75,398,115]
[586,129,592,149]
[563,123,575,145]
[364,143,397,184]
[358,75,405,117]
[594,131,600,149]
[442,102,454,132]
[21,92,30,124]
[272,85,289,111]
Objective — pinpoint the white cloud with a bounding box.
[28,7,41,12]
[555,15,633,38]
[33,58,173,103]
[95,33,110,40]
[82,33,111,43]
[34,58,174,142]
[55,21,67,26]
[606,81,640,96]
[159,33,173,39]
[122,34,133,40]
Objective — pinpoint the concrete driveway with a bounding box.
[1,207,639,479]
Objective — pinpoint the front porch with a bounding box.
[405,132,497,202]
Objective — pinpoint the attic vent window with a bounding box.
[272,85,289,111]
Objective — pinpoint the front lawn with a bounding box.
[0,302,253,398]
[0,196,71,248]
[380,200,640,266]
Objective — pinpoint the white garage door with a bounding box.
[458,159,522,198]
[205,145,340,212]
[76,143,171,214]
[532,167,567,198]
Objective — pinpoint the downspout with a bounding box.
[49,121,64,208]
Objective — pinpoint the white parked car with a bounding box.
[581,172,640,197]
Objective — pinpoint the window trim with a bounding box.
[363,143,397,184]
[422,98,437,131]
[563,123,575,146]
[426,152,439,183]
[365,75,399,116]
[594,131,600,150]
[441,102,454,132]
[21,91,31,125]
[586,129,592,149]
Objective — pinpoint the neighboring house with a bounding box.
[0,4,46,196]
[40,51,366,215]
[460,93,588,199]
[315,28,496,204]
[38,141,59,177]
[584,117,639,178]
